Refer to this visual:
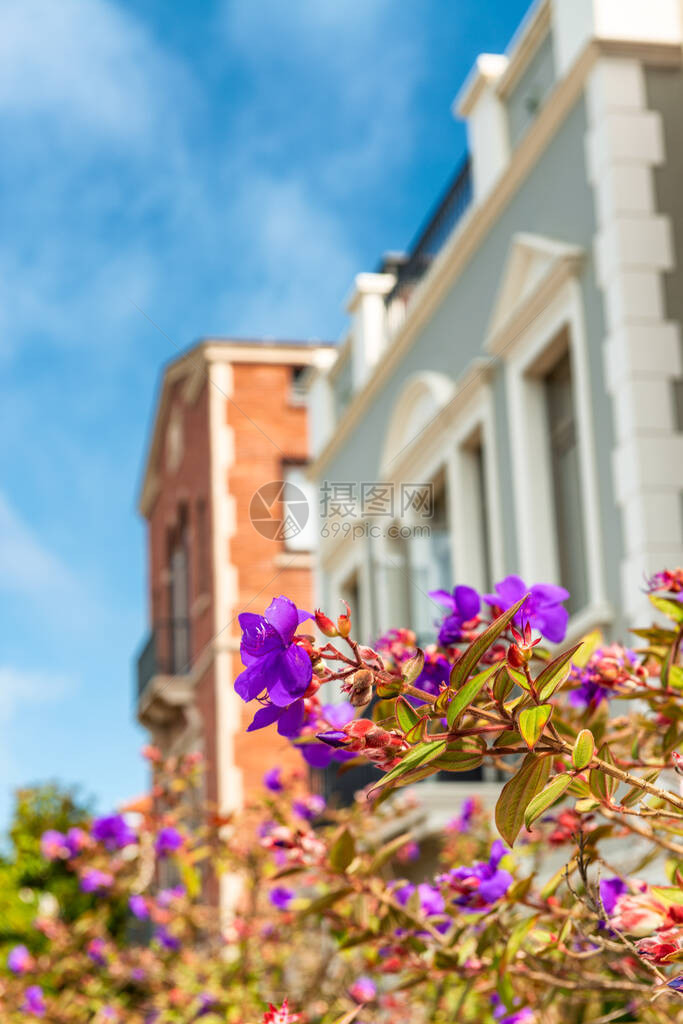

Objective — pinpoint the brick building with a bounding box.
[135,339,334,850]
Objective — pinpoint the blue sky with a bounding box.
[0,0,529,824]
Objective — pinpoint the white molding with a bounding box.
[585,55,683,620]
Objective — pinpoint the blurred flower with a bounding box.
[40,829,70,860]
[349,976,377,1003]
[447,797,477,834]
[262,999,301,1023]
[235,597,312,707]
[396,840,420,863]
[599,877,628,915]
[610,891,668,937]
[269,887,294,910]
[22,985,46,1017]
[80,868,114,894]
[87,938,107,967]
[129,894,149,919]
[91,814,136,851]
[441,840,512,910]
[263,767,284,792]
[154,926,181,951]
[155,826,184,858]
[7,945,34,975]
[292,794,326,821]
[485,576,569,643]
[569,645,645,708]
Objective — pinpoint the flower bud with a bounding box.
[402,648,425,684]
[507,643,525,668]
[337,601,352,638]
[314,609,338,638]
[349,669,374,708]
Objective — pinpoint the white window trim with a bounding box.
[321,532,373,649]
[504,276,612,637]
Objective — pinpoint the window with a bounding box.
[282,462,317,552]
[408,471,452,640]
[195,498,209,596]
[458,429,493,592]
[289,365,308,405]
[544,350,589,615]
[166,505,191,674]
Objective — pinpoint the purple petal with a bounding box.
[247,703,283,732]
[454,585,480,620]
[599,877,627,915]
[316,730,349,748]
[264,597,301,644]
[235,653,278,702]
[529,583,570,606]
[485,575,526,608]
[322,703,355,728]
[267,645,312,706]
[428,589,457,610]
[489,839,506,868]
[536,604,569,644]
[277,699,305,738]
[239,613,283,659]
[297,608,313,625]
[300,743,335,768]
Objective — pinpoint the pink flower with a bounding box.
[611,892,668,937]
[349,976,377,1003]
[262,999,301,1023]
[7,945,34,974]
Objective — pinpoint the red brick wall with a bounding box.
[227,362,315,799]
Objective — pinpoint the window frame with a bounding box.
[503,278,611,641]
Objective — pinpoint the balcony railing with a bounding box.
[386,155,472,307]
[136,618,191,703]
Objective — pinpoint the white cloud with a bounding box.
[0,0,193,145]
[0,492,80,602]
[0,667,72,723]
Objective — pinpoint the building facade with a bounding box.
[306,0,683,825]
[135,340,333,850]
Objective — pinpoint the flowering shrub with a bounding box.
[7,573,683,1020]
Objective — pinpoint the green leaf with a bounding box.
[331,1008,363,1024]
[518,704,552,749]
[588,743,617,801]
[524,774,572,830]
[449,596,528,691]
[301,887,353,916]
[650,594,683,624]
[404,717,428,743]
[571,630,603,668]
[368,740,447,796]
[536,643,583,701]
[446,663,498,729]
[329,828,356,872]
[492,666,516,702]
[432,749,484,772]
[572,729,595,770]
[395,696,421,732]
[651,886,683,907]
[495,753,551,845]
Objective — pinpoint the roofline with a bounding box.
[137,337,334,518]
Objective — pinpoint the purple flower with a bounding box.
[22,985,46,1017]
[80,868,114,893]
[430,585,481,645]
[235,597,312,707]
[448,797,476,834]
[441,840,512,910]
[8,945,33,974]
[65,827,89,856]
[599,877,628,915]
[669,976,683,990]
[129,894,149,920]
[485,575,569,644]
[87,938,107,966]
[40,829,69,860]
[247,698,306,739]
[349,977,376,1003]
[91,814,136,851]
[263,767,284,792]
[292,794,326,821]
[155,826,184,858]
[157,885,185,907]
[154,926,180,951]
[491,997,534,1024]
[269,886,294,910]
